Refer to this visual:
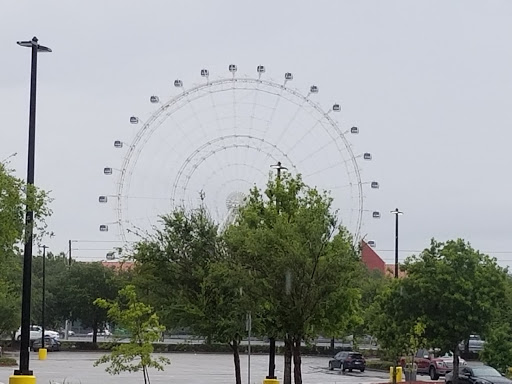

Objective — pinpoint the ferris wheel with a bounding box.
[99,65,380,244]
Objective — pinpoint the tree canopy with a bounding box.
[223,174,362,384]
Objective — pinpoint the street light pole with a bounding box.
[390,208,403,279]
[263,161,288,384]
[13,36,51,383]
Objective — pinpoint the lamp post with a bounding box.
[390,208,403,279]
[13,36,51,383]
[264,161,288,384]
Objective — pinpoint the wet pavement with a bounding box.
[0,352,435,384]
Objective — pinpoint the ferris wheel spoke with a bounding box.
[184,89,208,139]
[303,159,355,178]
[249,83,284,172]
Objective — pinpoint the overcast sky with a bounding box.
[1,1,511,266]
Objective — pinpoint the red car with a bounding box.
[402,349,467,380]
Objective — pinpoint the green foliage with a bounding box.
[60,262,119,338]
[93,285,170,384]
[481,276,512,373]
[223,174,362,342]
[31,252,70,328]
[133,207,248,337]
[353,267,391,338]
[402,239,507,352]
[370,280,425,366]
[133,207,252,384]
[0,163,52,256]
[0,279,18,338]
[0,164,52,336]
[481,323,512,373]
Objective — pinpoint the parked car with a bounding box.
[87,329,111,336]
[15,325,59,341]
[445,365,511,384]
[328,351,366,372]
[31,336,61,352]
[458,335,485,352]
[404,349,467,380]
[59,329,75,337]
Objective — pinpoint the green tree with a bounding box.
[369,279,425,384]
[402,239,508,383]
[0,163,51,336]
[31,252,70,329]
[353,267,390,345]
[223,174,362,384]
[94,285,170,384]
[480,275,512,373]
[62,262,119,343]
[133,207,255,384]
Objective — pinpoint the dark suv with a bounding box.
[329,351,366,372]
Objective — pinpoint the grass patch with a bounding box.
[0,357,17,366]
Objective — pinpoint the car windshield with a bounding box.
[472,367,501,377]
[349,353,363,359]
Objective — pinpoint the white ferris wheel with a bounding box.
[100,65,380,245]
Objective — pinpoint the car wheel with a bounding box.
[429,366,439,380]
[329,362,333,371]
[360,368,365,373]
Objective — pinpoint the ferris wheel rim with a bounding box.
[114,73,365,243]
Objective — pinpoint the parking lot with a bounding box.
[0,352,440,384]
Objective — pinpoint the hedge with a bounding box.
[0,357,17,367]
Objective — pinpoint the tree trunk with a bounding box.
[283,336,292,384]
[142,366,149,384]
[92,320,98,344]
[293,337,302,384]
[229,339,242,384]
[453,345,460,384]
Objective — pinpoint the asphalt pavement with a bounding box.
[0,351,441,384]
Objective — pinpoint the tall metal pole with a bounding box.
[394,212,399,279]
[264,161,288,383]
[15,36,51,379]
[68,239,72,266]
[41,245,47,349]
[390,208,403,279]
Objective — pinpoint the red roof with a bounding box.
[361,240,386,273]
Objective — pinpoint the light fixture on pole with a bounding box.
[13,36,52,384]
[270,161,287,179]
[390,208,403,279]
